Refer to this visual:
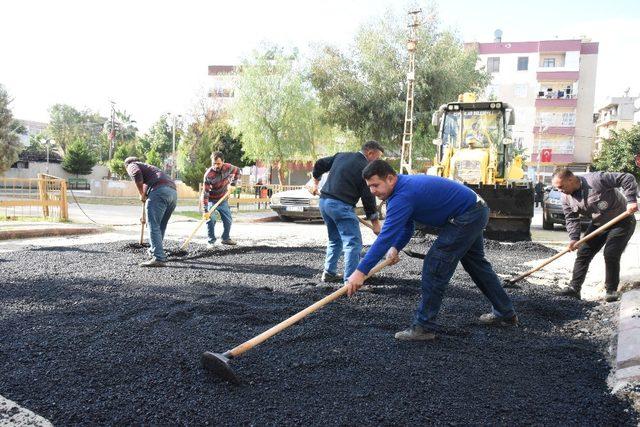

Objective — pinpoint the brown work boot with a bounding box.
[478,313,519,326]
[394,325,436,341]
[221,239,237,246]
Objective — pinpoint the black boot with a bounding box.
[557,285,580,299]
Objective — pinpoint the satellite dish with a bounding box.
[494,29,503,38]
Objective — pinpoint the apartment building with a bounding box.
[467,36,599,180]
[207,65,239,111]
[594,95,638,153]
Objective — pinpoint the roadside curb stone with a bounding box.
[0,395,52,427]
[615,289,640,391]
[0,226,104,240]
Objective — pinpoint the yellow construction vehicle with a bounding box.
[427,93,534,241]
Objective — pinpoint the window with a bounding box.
[542,58,556,68]
[517,57,529,71]
[487,57,500,73]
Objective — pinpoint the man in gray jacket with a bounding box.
[552,169,638,301]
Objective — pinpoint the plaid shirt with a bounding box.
[202,163,241,206]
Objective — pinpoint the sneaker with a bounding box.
[221,239,237,246]
[557,285,580,299]
[478,313,519,326]
[206,242,216,250]
[394,325,436,341]
[139,259,166,267]
[321,271,343,283]
[604,290,620,302]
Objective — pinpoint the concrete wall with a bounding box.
[2,162,110,181]
[90,180,200,199]
[574,52,598,164]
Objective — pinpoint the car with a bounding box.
[270,174,381,221]
[270,176,326,221]
[542,186,590,230]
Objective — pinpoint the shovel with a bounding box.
[175,189,233,255]
[139,202,146,246]
[503,210,634,287]
[201,257,396,384]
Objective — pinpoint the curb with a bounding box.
[614,289,640,391]
[0,226,104,241]
[0,395,52,427]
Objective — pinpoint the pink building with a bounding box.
[466,36,599,179]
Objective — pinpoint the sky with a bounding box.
[1,0,639,132]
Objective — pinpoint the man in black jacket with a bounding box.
[312,141,384,283]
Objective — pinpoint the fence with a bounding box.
[196,183,309,212]
[0,174,68,221]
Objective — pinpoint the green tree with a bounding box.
[47,104,105,156]
[309,5,489,161]
[0,85,25,174]
[178,113,246,191]
[145,147,163,168]
[62,139,97,176]
[232,47,325,184]
[593,125,640,181]
[108,143,142,178]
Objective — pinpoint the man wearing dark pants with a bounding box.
[553,169,638,301]
[534,178,544,208]
[202,151,241,248]
[125,157,177,267]
[346,160,517,340]
[312,141,384,283]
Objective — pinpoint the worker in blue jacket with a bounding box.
[346,160,518,341]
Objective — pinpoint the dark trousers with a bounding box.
[570,216,636,292]
[414,203,515,329]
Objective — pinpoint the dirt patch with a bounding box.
[0,240,637,425]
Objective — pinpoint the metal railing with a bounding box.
[0,174,68,221]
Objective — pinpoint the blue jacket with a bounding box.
[357,174,477,275]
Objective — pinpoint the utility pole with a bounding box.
[107,101,116,179]
[169,113,181,180]
[399,9,421,175]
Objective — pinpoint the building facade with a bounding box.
[466,37,599,180]
[594,96,638,153]
[207,65,239,111]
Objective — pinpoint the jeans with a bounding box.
[570,215,636,292]
[319,197,362,280]
[206,199,232,243]
[414,203,516,329]
[146,185,177,262]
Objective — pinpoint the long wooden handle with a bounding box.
[508,210,633,284]
[180,189,232,251]
[227,257,396,358]
[357,217,375,231]
[139,202,146,245]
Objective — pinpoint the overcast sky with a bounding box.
[1,0,639,131]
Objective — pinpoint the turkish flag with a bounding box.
[540,148,552,163]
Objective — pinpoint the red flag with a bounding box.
[635,153,640,168]
[540,148,552,163]
[108,129,116,141]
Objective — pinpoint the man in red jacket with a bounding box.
[202,151,241,247]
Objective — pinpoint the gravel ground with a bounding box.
[0,239,638,425]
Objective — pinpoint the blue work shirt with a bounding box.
[357,174,477,275]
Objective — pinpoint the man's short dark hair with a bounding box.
[552,168,574,180]
[211,151,224,161]
[124,157,139,166]
[363,159,397,180]
[362,140,385,154]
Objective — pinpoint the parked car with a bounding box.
[270,174,380,221]
[542,186,590,230]
[270,176,326,221]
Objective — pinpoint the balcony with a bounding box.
[535,98,577,107]
[530,152,574,164]
[532,126,575,136]
[537,70,580,81]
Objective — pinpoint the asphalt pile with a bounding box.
[0,240,637,425]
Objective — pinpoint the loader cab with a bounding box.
[432,102,515,182]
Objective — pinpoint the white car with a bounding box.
[270,176,326,221]
[270,174,381,221]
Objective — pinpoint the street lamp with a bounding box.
[42,138,51,174]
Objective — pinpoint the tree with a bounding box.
[178,112,246,191]
[145,147,163,168]
[62,139,97,176]
[47,104,105,156]
[309,5,490,161]
[0,84,25,174]
[593,125,640,181]
[232,48,322,184]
